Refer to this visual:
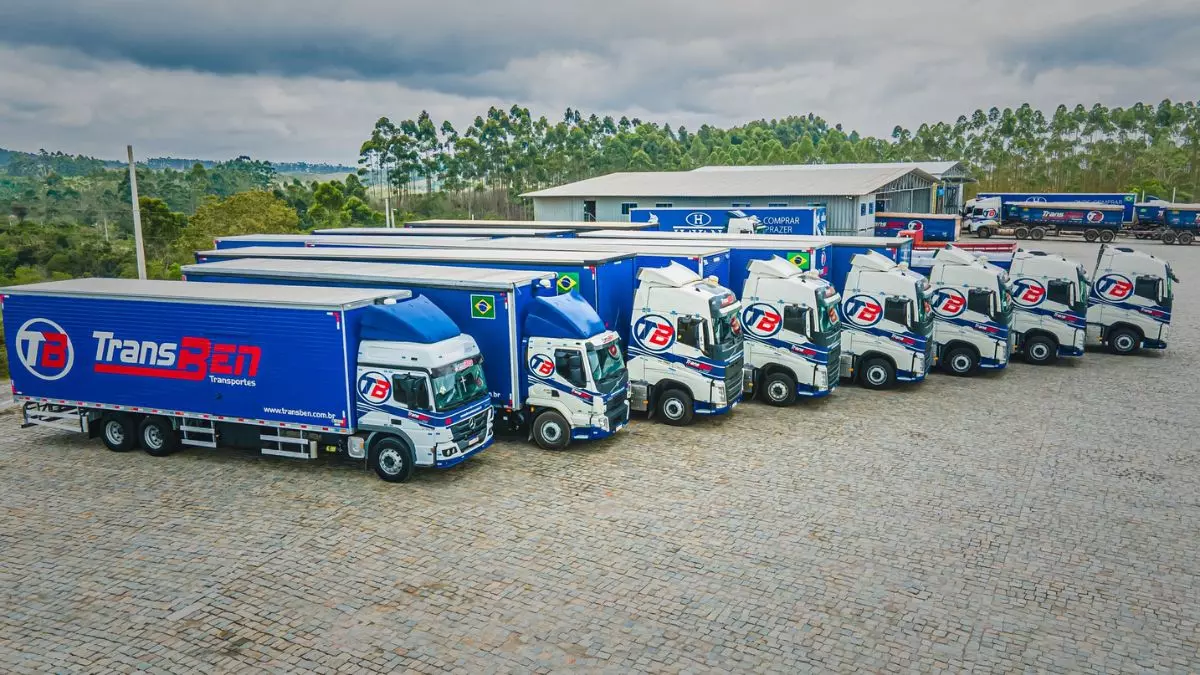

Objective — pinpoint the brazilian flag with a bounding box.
[556,272,581,295]
[787,251,811,270]
[470,294,496,319]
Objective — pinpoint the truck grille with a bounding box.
[725,356,744,401]
[605,392,627,415]
[826,343,841,382]
[450,411,489,442]
[606,402,629,429]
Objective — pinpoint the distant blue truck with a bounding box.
[874,212,959,242]
[629,207,827,235]
[1,278,495,482]
[971,193,1138,223]
[1160,204,1200,245]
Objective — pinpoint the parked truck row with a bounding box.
[2,221,1178,486]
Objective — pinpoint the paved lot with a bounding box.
[1,239,1198,673]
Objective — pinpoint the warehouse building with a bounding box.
[523,163,949,235]
[692,161,974,215]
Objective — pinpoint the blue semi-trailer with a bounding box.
[313,227,574,238]
[1,278,495,482]
[1160,204,1200,245]
[213,234,486,249]
[182,259,630,449]
[629,207,827,235]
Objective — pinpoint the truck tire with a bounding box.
[1014,226,1030,240]
[975,225,992,239]
[532,410,571,450]
[1178,231,1195,245]
[138,416,179,457]
[942,346,980,377]
[1084,229,1100,242]
[1099,230,1116,243]
[1023,335,1058,366]
[101,414,137,453]
[1107,327,1141,355]
[1030,227,1046,241]
[859,358,896,390]
[370,437,415,483]
[762,372,797,407]
[656,388,694,426]
[1161,230,1178,245]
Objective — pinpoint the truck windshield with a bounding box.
[430,357,488,412]
[711,309,742,361]
[586,341,627,395]
[814,294,841,346]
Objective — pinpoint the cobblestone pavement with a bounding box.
[2,240,1198,673]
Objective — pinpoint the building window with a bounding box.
[860,203,867,216]
[731,202,751,208]
[768,202,788,208]
[876,199,891,213]
[655,202,674,208]
[869,203,875,214]
[620,202,638,215]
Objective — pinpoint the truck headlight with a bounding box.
[712,382,726,405]
[814,368,828,389]
[913,354,926,372]
[595,413,610,431]
[1075,330,1085,348]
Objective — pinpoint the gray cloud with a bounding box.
[0,0,1196,163]
[996,6,1200,75]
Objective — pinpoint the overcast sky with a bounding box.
[1,0,1197,164]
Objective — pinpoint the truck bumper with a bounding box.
[1057,346,1085,358]
[434,432,492,469]
[797,382,836,398]
[1142,338,1168,350]
[695,394,741,416]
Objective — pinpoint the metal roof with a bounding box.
[216,234,483,246]
[489,238,729,256]
[690,161,970,181]
[521,165,934,199]
[183,259,557,291]
[0,278,408,308]
[197,246,637,265]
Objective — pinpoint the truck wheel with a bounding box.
[1107,327,1141,355]
[1030,227,1046,241]
[656,388,694,426]
[1161,230,1178,245]
[859,358,896,390]
[975,226,992,239]
[371,437,415,483]
[943,347,979,377]
[532,410,571,450]
[1099,230,1116,243]
[138,416,179,457]
[762,372,797,407]
[101,415,137,452]
[1178,231,1195,245]
[1084,229,1099,242]
[1014,226,1030,240]
[1023,335,1058,366]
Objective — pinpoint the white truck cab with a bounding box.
[739,256,841,403]
[923,246,1014,376]
[356,332,494,471]
[525,327,628,447]
[727,211,764,235]
[964,197,1004,238]
[839,251,935,389]
[1086,245,1176,354]
[627,263,744,425]
[1007,250,1088,365]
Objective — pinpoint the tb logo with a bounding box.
[633,314,675,352]
[932,288,966,317]
[357,371,391,404]
[15,318,74,381]
[1095,274,1133,302]
[1011,279,1046,307]
[843,295,882,327]
[528,354,555,378]
[1086,211,1105,223]
[741,303,782,337]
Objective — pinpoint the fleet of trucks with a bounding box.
[0,208,1184,483]
[628,207,828,235]
[181,259,631,450]
[2,279,495,482]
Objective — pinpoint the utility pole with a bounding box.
[127,145,147,279]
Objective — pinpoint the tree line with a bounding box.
[360,100,1200,207]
